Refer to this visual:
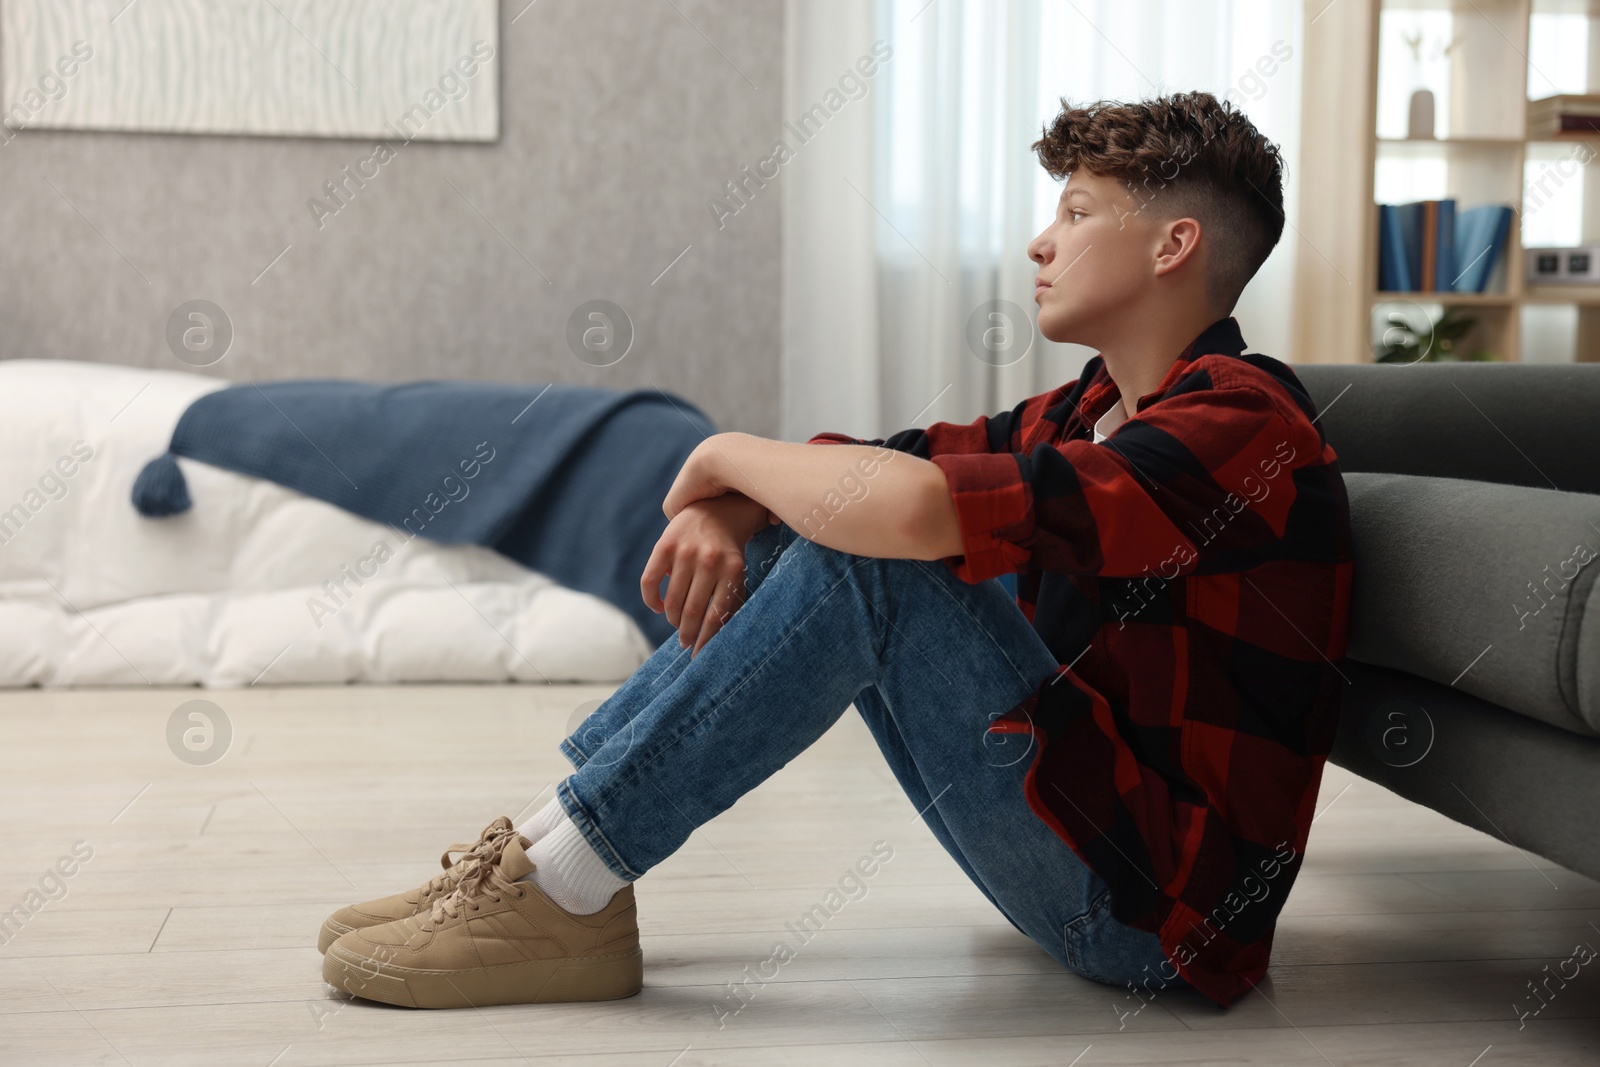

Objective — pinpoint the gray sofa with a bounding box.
[1293,362,1600,882]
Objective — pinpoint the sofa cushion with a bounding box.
[1344,471,1600,737]
[1330,661,1600,885]
[1295,364,1600,495]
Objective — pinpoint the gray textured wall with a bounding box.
[0,0,782,437]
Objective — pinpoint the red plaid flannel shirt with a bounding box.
[806,316,1353,1008]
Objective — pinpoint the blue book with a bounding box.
[1435,198,1456,291]
[1453,204,1513,292]
[1483,205,1513,291]
[1395,201,1426,292]
[1378,204,1412,292]
[1453,207,1489,290]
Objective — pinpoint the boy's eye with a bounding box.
[1069,209,1085,222]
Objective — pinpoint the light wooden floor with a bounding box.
[2,684,1598,1066]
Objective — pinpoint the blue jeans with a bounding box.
[555,520,1186,991]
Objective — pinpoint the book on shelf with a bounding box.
[1528,94,1600,139]
[1377,204,1410,291]
[1377,199,1512,295]
[1455,204,1514,292]
[1436,199,1455,293]
[1421,200,1437,291]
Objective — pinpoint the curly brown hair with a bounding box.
[1031,91,1285,313]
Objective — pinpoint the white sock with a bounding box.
[517,805,630,915]
[516,796,569,844]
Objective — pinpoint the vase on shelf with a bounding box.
[1407,88,1435,139]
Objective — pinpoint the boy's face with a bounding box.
[1028,170,1164,345]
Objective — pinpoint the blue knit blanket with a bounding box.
[132,380,714,648]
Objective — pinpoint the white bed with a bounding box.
[0,359,654,687]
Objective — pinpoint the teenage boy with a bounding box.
[319,90,1352,1012]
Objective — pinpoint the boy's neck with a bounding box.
[1095,307,1222,418]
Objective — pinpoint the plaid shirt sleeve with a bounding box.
[927,368,1314,584]
[803,389,1042,457]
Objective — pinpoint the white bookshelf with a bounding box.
[1295,0,1600,363]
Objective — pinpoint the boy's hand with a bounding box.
[663,434,740,520]
[640,493,776,656]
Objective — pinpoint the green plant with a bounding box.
[1375,305,1497,363]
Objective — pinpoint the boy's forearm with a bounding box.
[708,432,962,559]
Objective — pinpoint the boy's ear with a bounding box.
[1153,217,1203,277]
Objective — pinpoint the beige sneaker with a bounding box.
[322,832,642,1008]
[316,816,518,954]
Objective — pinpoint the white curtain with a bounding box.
[782,0,1304,442]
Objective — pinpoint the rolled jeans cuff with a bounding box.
[559,735,589,770]
[555,776,640,882]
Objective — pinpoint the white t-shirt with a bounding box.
[1092,400,1129,443]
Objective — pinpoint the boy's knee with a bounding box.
[742,521,793,593]
[743,524,923,596]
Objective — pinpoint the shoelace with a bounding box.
[421,817,515,899]
[429,833,528,924]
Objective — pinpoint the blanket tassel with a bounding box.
[131,452,193,517]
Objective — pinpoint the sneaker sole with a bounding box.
[323,942,644,1008]
[317,918,356,955]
